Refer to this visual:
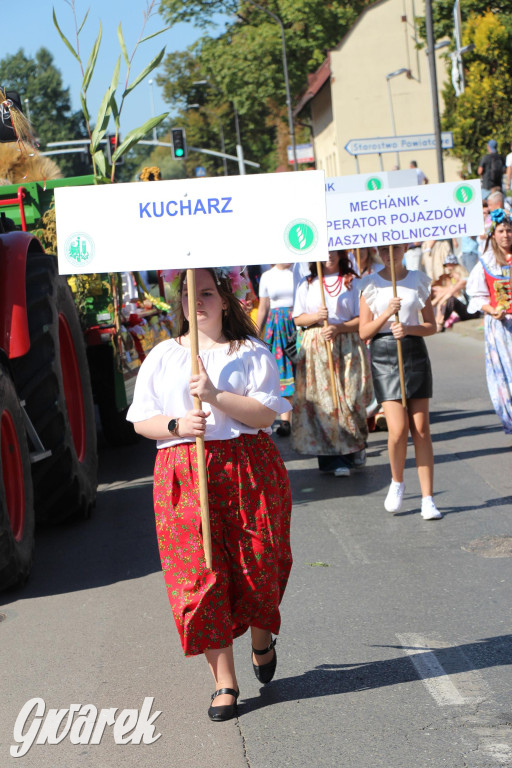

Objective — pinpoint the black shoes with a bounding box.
[275,420,291,437]
[207,687,239,722]
[252,636,277,684]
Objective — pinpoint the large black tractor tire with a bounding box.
[10,250,98,523]
[87,344,140,448]
[0,364,35,590]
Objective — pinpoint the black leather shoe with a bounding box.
[276,420,291,437]
[252,637,277,684]
[207,687,239,722]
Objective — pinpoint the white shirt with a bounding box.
[258,266,294,308]
[466,249,512,315]
[361,270,432,332]
[126,337,291,448]
[293,275,360,324]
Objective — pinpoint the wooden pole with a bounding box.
[316,261,339,413]
[356,248,362,276]
[388,246,407,409]
[186,269,213,569]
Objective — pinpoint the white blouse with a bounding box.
[293,275,360,324]
[259,266,294,308]
[126,337,291,448]
[466,249,511,315]
[361,270,431,333]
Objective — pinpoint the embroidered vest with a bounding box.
[482,261,512,313]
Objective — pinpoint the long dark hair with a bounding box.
[307,251,358,285]
[177,268,258,353]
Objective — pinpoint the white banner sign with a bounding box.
[326,169,417,194]
[55,171,328,274]
[326,179,483,248]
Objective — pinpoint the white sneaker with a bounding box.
[384,480,405,513]
[421,497,442,520]
[352,449,367,467]
[334,466,351,477]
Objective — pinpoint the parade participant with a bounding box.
[466,208,512,434]
[127,267,293,722]
[292,250,373,476]
[356,246,384,287]
[256,263,295,436]
[359,244,441,519]
[430,253,477,331]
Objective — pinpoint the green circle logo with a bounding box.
[366,176,383,191]
[454,184,474,205]
[284,219,318,255]
[64,232,95,268]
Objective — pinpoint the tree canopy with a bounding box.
[157,0,373,174]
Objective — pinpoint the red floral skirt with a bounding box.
[153,432,292,656]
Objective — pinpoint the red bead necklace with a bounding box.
[322,274,343,297]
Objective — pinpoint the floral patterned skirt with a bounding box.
[264,306,295,397]
[291,328,373,456]
[485,315,512,434]
[153,432,293,656]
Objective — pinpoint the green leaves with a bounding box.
[122,47,166,98]
[54,3,170,182]
[112,114,168,162]
[52,8,80,62]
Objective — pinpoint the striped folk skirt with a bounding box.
[292,328,373,456]
[264,306,295,397]
[153,432,293,656]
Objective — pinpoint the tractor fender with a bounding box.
[0,231,44,359]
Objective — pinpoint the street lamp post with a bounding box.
[188,103,228,176]
[245,0,298,170]
[148,79,158,143]
[385,67,409,169]
[424,0,445,182]
[192,80,246,175]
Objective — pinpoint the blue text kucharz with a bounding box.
[139,197,234,218]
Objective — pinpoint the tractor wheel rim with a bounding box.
[1,410,25,541]
[59,313,86,462]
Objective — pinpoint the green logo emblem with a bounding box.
[64,232,95,267]
[366,176,383,191]
[454,184,474,205]
[284,219,318,255]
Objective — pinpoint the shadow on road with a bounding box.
[238,634,512,715]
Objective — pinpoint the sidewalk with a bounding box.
[444,316,484,341]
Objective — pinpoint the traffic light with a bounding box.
[106,134,124,164]
[171,127,187,159]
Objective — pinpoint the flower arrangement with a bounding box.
[162,267,251,307]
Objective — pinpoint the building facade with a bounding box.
[295,0,461,183]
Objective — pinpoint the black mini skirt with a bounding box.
[369,334,433,403]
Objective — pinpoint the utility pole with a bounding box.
[425,0,445,182]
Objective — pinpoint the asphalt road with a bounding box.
[1,330,511,768]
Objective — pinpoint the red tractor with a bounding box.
[0,216,97,589]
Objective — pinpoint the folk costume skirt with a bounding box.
[291,327,373,456]
[484,314,512,434]
[370,334,433,403]
[263,307,295,397]
[153,432,292,656]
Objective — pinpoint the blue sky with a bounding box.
[3,1,228,136]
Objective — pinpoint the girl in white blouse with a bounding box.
[127,267,292,722]
[359,244,441,520]
[292,250,373,476]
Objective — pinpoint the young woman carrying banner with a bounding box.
[291,250,373,475]
[127,267,293,721]
[359,244,442,520]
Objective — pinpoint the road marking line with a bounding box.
[397,633,470,706]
